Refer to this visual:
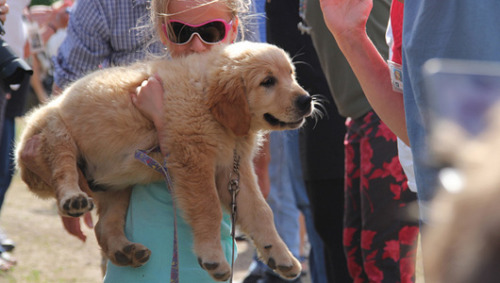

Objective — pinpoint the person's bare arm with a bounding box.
[320,0,409,145]
[253,135,270,199]
[30,54,50,103]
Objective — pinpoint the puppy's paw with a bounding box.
[259,243,301,280]
[60,193,94,217]
[111,243,151,268]
[197,254,231,281]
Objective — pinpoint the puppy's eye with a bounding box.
[260,76,277,88]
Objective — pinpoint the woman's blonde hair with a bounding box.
[150,0,251,46]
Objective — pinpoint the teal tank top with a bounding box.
[103,181,235,282]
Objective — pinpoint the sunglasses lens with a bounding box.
[169,22,191,43]
[168,20,228,44]
[198,21,226,43]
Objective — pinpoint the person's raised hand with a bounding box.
[319,0,372,39]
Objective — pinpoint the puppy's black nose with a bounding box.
[295,95,312,114]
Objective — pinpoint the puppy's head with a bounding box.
[207,42,314,136]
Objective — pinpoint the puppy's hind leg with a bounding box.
[42,120,94,217]
[17,130,94,217]
[93,188,151,267]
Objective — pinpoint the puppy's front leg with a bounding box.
[168,154,231,282]
[93,188,151,267]
[221,162,301,280]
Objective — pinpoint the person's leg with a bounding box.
[0,75,31,252]
[358,111,419,283]
[305,178,351,283]
[298,208,326,283]
[343,117,368,282]
[258,131,302,283]
[266,131,301,257]
[0,117,16,257]
[0,89,6,139]
[0,117,15,210]
[286,130,327,283]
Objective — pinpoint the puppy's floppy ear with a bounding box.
[207,67,251,137]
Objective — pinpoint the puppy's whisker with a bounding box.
[293,60,311,68]
[311,94,328,120]
[290,52,302,63]
[300,94,328,130]
[290,47,312,70]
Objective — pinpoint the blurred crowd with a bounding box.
[0,0,73,272]
[0,0,498,282]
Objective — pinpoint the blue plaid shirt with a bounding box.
[53,0,165,88]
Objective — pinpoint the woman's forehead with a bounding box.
[168,0,232,22]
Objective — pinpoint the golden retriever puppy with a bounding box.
[15,41,312,281]
[424,102,500,283]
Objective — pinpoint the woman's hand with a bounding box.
[61,212,94,242]
[131,75,168,154]
[131,75,164,128]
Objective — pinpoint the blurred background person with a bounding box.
[26,0,73,105]
[0,0,33,271]
[304,0,420,281]
[0,0,71,272]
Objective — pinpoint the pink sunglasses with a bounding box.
[162,18,233,45]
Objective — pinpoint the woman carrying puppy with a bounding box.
[107,1,246,281]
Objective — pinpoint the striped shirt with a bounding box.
[53,0,165,88]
